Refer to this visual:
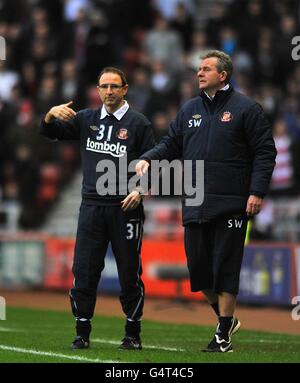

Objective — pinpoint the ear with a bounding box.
[122,84,129,96]
[219,71,227,83]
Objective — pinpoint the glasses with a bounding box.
[98,84,124,90]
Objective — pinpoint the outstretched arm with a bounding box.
[40,101,80,140]
[44,101,76,123]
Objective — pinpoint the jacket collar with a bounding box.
[100,100,129,120]
[200,84,234,102]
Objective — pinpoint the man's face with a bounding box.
[197,57,227,91]
[97,72,128,109]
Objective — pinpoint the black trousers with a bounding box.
[70,203,145,322]
[184,214,248,295]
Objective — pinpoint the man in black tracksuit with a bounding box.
[136,51,276,352]
[40,67,155,350]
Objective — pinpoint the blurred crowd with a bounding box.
[0,0,300,232]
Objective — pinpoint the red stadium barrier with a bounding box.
[141,240,204,301]
[43,238,75,289]
[0,233,299,306]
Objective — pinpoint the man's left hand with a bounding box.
[121,190,142,211]
[246,195,263,216]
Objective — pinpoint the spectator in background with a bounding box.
[275,14,298,85]
[256,84,279,124]
[187,30,212,71]
[219,26,237,56]
[0,61,20,102]
[144,15,184,73]
[270,119,300,197]
[33,17,57,59]
[85,84,100,109]
[145,61,177,119]
[170,2,194,51]
[150,61,174,94]
[30,38,52,80]
[178,79,197,105]
[232,50,253,77]
[35,76,60,118]
[237,0,265,56]
[205,1,227,47]
[127,67,151,113]
[63,0,92,23]
[72,8,90,70]
[280,97,300,140]
[20,62,38,98]
[153,0,194,20]
[152,111,169,143]
[1,161,19,202]
[60,59,80,102]
[85,10,111,83]
[254,28,276,84]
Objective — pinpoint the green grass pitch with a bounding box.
[0,307,299,363]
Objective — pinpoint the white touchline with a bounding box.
[253,339,300,344]
[154,337,300,345]
[0,327,24,332]
[92,338,186,352]
[0,345,120,363]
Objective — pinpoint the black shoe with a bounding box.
[229,317,241,336]
[215,317,241,337]
[118,336,142,350]
[71,336,90,350]
[202,334,233,353]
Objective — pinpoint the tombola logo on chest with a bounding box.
[188,114,202,128]
[86,137,127,157]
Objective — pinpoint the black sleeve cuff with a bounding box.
[249,191,265,198]
[139,156,151,163]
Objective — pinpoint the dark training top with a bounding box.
[40,106,155,205]
[141,85,277,225]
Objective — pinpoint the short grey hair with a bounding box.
[200,50,233,84]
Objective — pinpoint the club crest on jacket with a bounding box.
[220,111,233,122]
[116,128,129,140]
